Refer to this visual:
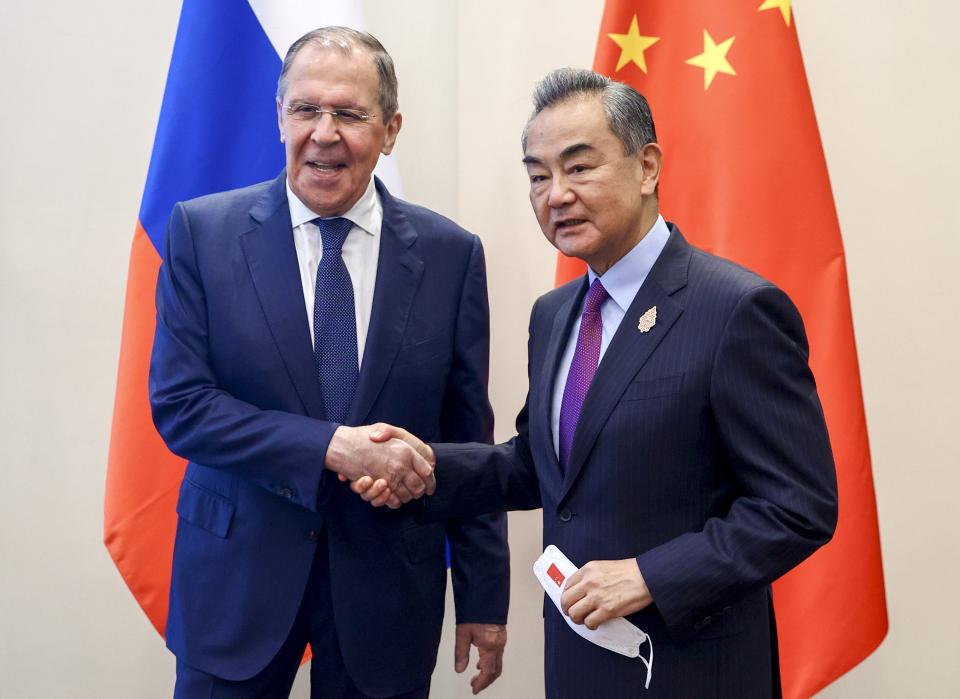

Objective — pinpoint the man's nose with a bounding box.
[547,177,574,208]
[310,113,341,144]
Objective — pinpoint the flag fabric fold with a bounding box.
[556,2,887,696]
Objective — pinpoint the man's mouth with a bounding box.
[307,161,346,173]
[555,219,586,230]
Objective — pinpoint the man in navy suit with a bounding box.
[353,69,838,698]
[149,27,509,698]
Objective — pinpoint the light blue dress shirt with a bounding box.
[551,215,671,457]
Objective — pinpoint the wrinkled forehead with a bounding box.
[284,43,380,103]
[524,95,615,161]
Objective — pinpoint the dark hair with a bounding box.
[276,26,398,122]
[522,68,657,154]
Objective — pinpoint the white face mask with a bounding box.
[534,545,654,690]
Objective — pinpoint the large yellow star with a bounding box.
[758,0,792,27]
[685,30,736,90]
[608,16,660,73]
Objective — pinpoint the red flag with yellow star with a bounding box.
[555,1,888,696]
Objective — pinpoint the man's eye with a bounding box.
[290,104,318,116]
[334,110,366,123]
[571,165,588,174]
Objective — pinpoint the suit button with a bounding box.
[558,508,573,523]
[275,486,293,499]
[702,616,713,626]
[306,529,319,540]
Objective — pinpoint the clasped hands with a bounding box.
[325,424,436,506]
[326,423,435,509]
[331,423,655,630]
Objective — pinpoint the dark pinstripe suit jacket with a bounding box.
[425,225,838,698]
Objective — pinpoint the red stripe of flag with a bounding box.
[558,3,887,696]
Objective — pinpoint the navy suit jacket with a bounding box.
[149,173,509,695]
[424,226,838,698]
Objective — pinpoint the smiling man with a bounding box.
[351,68,838,698]
[149,27,509,698]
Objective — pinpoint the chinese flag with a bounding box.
[555,2,888,696]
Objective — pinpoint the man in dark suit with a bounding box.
[149,27,509,698]
[352,68,838,698]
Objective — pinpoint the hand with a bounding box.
[455,623,507,694]
[559,559,653,630]
[339,424,436,509]
[324,425,435,507]
[368,423,435,465]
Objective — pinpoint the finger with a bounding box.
[424,471,436,496]
[583,608,611,631]
[471,647,502,694]
[338,473,347,482]
[409,450,435,480]
[350,476,388,503]
[567,597,595,625]
[368,422,399,443]
[454,626,471,673]
[560,582,586,616]
[370,486,394,508]
[349,476,374,495]
[386,493,402,509]
[402,469,428,499]
[391,480,415,503]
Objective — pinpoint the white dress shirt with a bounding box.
[286,177,382,368]
[551,215,671,457]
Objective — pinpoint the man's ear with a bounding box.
[639,142,663,196]
[381,112,403,155]
[276,98,285,143]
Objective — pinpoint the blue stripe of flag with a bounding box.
[139,0,286,252]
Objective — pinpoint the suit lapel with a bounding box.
[348,179,424,424]
[560,227,692,500]
[239,173,326,419]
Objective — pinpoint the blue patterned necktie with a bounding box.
[313,217,358,424]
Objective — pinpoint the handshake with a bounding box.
[325,424,435,509]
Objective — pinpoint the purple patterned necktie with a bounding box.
[313,217,358,424]
[558,278,609,472]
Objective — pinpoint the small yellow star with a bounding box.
[608,16,660,73]
[685,30,736,90]
[758,0,792,27]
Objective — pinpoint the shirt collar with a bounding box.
[285,176,382,236]
[588,214,671,313]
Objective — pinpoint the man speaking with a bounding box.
[353,68,838,698]
[150,27,509,698]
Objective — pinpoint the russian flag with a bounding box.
[104,0,398,637]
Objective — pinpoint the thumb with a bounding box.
[368,422,399,443]
[454,625,471,673]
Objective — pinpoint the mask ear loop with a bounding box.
[639,635,654,689]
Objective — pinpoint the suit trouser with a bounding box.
[174,527,430,699]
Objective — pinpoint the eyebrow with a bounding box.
[522,142,596,165]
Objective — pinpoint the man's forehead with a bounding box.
[524,99,612,162]
[288,43,375,78]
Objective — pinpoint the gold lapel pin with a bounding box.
[637,306,657,333]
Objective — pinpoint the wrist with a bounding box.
[324,425,352,474]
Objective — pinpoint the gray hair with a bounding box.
[276,26,399,122]
[522,68,657,154]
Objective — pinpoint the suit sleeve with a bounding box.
[435,236,511,624]
[636,284,838,640]
[149,202,336,511]
[424,294,543,524]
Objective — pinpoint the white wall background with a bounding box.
[1,1,958,696]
